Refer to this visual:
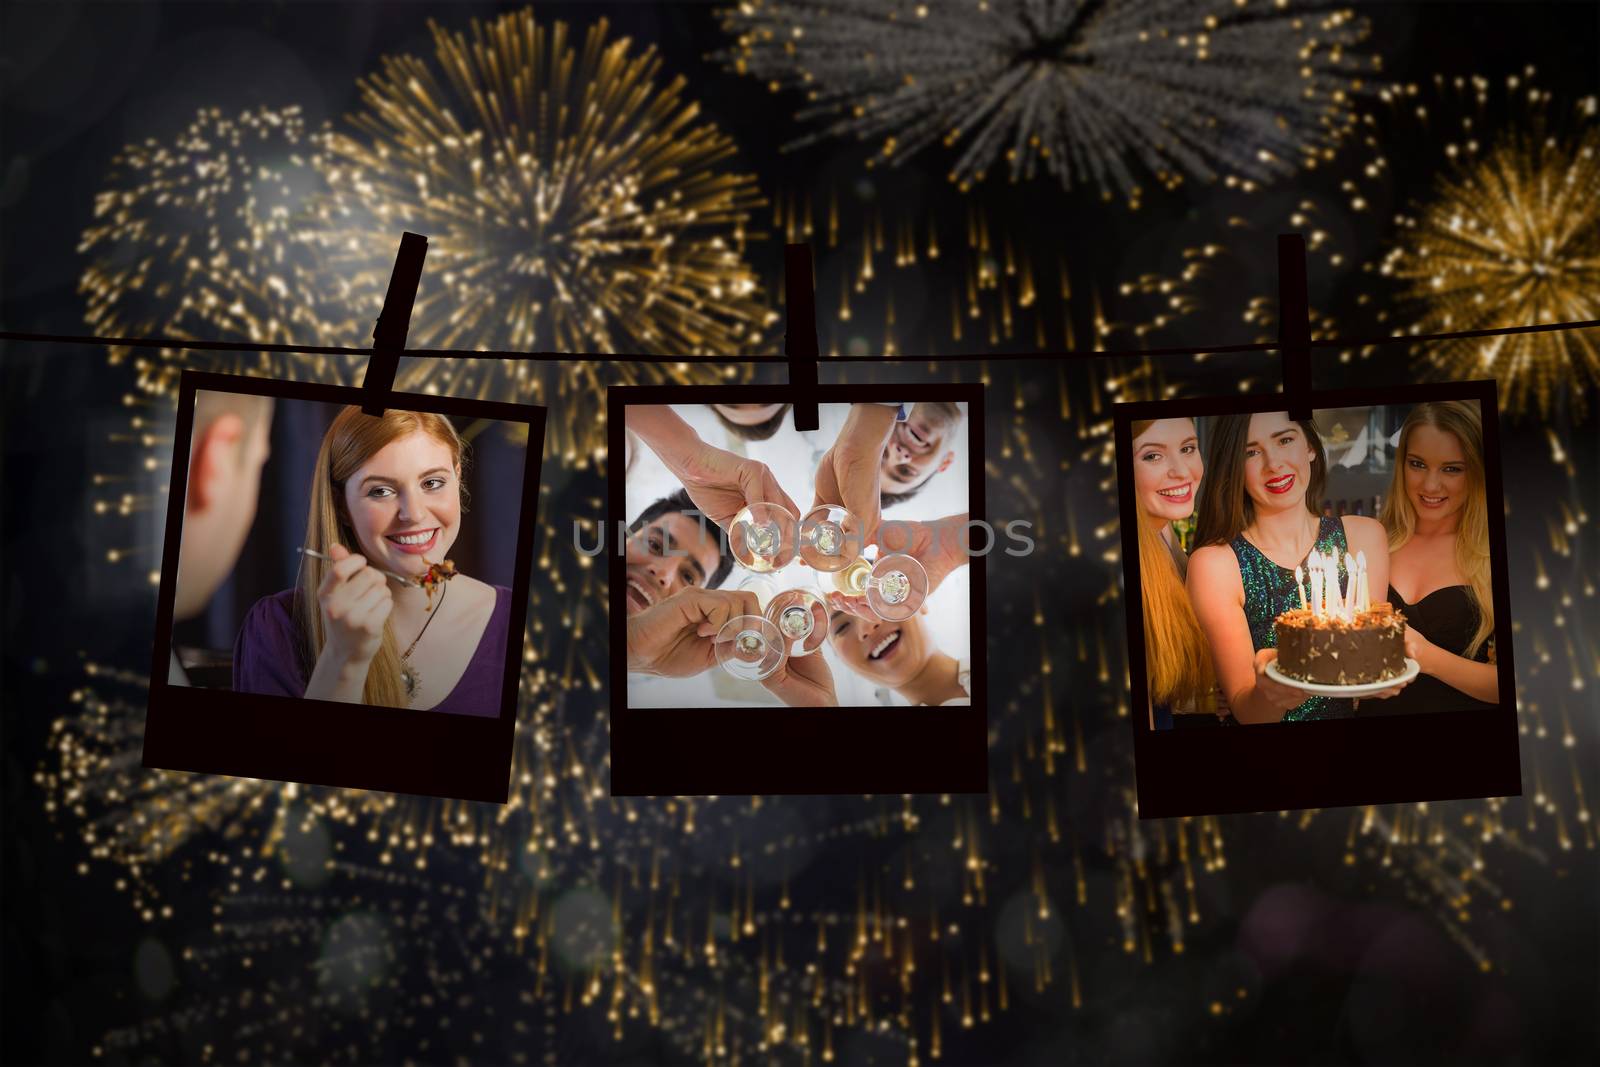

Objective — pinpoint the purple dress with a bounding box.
[232,585,513,718]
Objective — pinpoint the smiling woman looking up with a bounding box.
[232,406,511,715]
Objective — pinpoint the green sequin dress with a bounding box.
[1230,514,1355,721]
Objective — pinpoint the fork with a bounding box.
[297,546,420,586]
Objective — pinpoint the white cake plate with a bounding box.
[1264,657,1421,698]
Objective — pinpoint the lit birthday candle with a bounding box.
[1324,552,1336,618]
[1307,550,1322,617]
[1324,550,1337,617]
[1329,552,1341,619]
[1295,563,1309,611]
[1341,549,1356,620]
[1356,550,1369,612]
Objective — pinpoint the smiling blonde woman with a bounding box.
[1368,401,1499,715]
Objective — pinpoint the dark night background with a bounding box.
[4,2,1599,1065]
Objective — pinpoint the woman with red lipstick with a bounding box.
[1367,402,1499,715]
[1129,419,1216,729]
[233,406,511,714]
[1188,413,1396,723]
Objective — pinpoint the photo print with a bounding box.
[145,371,546,802]
[1116,379,1521,817]
[607,383,991,795]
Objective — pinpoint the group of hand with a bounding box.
[625,404,962,705]
[624,586,839,705]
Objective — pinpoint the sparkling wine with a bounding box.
[800,504,858,572]
[878,569,911,604]
[743,520,778,559]
[715,614,785,681]
[833,557,872,595]
[730,502,799,573]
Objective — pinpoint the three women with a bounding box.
[1136,403,1492,726]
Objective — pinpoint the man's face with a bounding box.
[223,405,273,561]
[880,402,961,497]
[623,510,723,616]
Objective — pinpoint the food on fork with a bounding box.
[419,558,457,610]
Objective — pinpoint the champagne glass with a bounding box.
[738,574,827,658]
[827,551,928,622]
[767,587,828,657]
[714,615,785,681]
[797,504,858,572]
[865,554,929,620]
[730,502,798,573]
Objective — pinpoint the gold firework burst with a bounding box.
[1376,79,1600,418]
[78,106,354,396]
[305,9,776,462]
[722,0,1376,201]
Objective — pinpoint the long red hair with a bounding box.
[1131,419,1214,712]
[293,406,467,706]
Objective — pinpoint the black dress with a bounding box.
[1359,586,1498,717]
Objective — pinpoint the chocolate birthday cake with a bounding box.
[1273,603,1408,686]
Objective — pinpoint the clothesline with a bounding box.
[2,315,1595,365]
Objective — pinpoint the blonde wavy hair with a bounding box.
[294,406,468,707]
[1379,401,1494,658]
[1131,419,1215,713]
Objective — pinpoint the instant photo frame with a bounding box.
[608,383,988,795]
[144,370,546,803]
[1116,379,1521,818]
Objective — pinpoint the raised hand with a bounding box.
[627,588,762,678]
[828,513,969,620]
[812,404,898,547]
[317,542,394,667]
[760,649,839,707]
[625,405,799,534]
[677,446,800,535]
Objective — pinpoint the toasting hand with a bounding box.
[812,403,899,547]
[626,588,762,678]
[759,648,839,707]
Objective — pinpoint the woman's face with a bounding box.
[343,430,462,577]
[1403,423,1471,524]
[1242,412,1316,515]
[1131,418,1203,522]
[828,607,931,688]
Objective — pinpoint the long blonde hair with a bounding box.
[294,406,467,706]
[1131,419,1214,712]
[1379,401,1494,658]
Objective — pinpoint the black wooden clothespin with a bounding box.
[1277,233,1313,422]
[361,232,429,417]
[784,243,820,432]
